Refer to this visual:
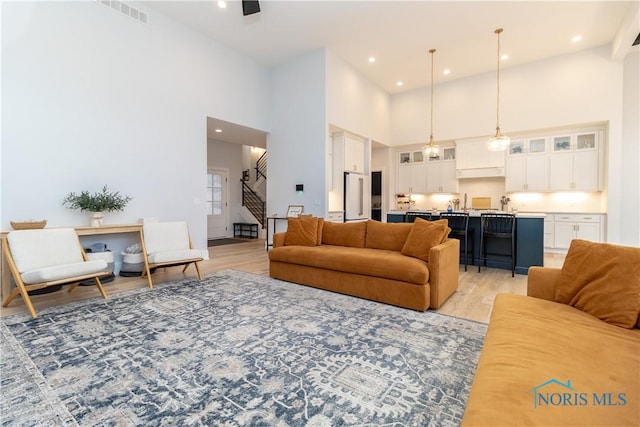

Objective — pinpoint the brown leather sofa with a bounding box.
[269,218,460,311]
[462,240,640,427]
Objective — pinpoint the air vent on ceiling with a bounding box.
[633,32,640,46]
[97,0,148,25]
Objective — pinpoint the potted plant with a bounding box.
[63,185,132,226]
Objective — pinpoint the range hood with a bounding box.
[456,166,505,179]
[455,139,506,179]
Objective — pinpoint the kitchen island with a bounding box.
[387,211,544,275]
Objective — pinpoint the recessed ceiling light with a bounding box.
[443,69,451,75]
[215,128,222,133]
[572,35,582,43]
[396,81,404,87]
[501,54,509,61]
[217,1,227,8]
[368,57,376,63]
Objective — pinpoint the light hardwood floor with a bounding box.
[0,240,565,323]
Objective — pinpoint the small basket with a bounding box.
[10,220,47,230]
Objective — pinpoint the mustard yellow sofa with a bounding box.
[269,218,460,311]
[462,240,640,427]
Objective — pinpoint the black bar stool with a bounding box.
[478,213,516,277]
[405,212,432,223]
[440,212,472,271]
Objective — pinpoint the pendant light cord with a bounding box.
[495,28,503,134]
[429,49,435,142]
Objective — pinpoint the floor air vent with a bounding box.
[97,0,148,25]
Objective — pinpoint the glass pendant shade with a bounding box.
[488,28,509,152]
[423,138,440,158]
[488,128,510,152]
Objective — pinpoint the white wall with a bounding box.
[390,45,628,243]
[326,51,390,145]
[620,50,640,246]
[1,2,270,250]
[268,50,327,218]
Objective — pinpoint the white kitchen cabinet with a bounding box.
[544,215,554,249]
[455,138,505,178]
[506,138,548,192]
[548,131,601,191]
[553,214,603,249]
[397,150,426,194]
[333,132,366,174]
[398,162,426,194]
[326,211,344,223]
[425,148,458,193]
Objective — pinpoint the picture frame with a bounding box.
[286,205,304,218]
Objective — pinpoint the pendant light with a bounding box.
[423,48,440,159]
[487,28,510,152]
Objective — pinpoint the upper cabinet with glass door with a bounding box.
[509,138,547,155]
[398,150,424,164]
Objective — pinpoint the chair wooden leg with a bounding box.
[2,287,21,308]
[194,261,203,280]
[182,264,188,273]
[68,282,80,292]
[4,281,37,318]
[93,277,108,299]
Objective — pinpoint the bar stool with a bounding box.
[478,213,516,277]
[440,212,472,271]
[405,212,432,223]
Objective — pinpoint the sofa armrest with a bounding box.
[428,238,460,309]
[273,232,286,248]
[527,266,562,301]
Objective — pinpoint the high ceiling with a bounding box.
[147,1,636,95]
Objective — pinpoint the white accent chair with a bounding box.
[2,228,109,318]
[141,222,203,288]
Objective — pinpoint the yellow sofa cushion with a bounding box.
[284,215,321,247]
[462,293,640,427]
[555,239,640,329]
[269,245,429,285]
[321,221,367,248]
[401,218,449,262]
[365,220,413,251]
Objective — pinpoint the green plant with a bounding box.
[63,186,132,212]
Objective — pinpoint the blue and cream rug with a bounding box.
[1,270,487,426]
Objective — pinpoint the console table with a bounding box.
[265,217,289,251]
[1,224,146,301]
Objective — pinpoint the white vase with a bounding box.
[90,212,104,227]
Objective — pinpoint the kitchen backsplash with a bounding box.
[395,177,605,213]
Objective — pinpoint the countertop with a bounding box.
[387,210,546,218]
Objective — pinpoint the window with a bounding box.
[207,172,223,216]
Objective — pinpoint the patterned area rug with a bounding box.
[1,270,487,426]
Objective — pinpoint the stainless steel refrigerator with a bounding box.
[344,172,370,222]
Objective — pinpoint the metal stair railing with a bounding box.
[241,180,266,228]
[256,151,267,180]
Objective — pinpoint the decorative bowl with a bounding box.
[10,220,47,230]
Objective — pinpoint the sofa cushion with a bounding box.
[401,218,449,262]
[21,260,108,285]
[147,249,202,264]
[284,215,320,247]
[462,293,640,426]
[365,220,413,251]
[555,239,640,329]
[321,221,367,248]
[269,245,429,285]
[8,228,85,273]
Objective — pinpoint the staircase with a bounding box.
[256,151,267,180]
[242,150,267,228]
